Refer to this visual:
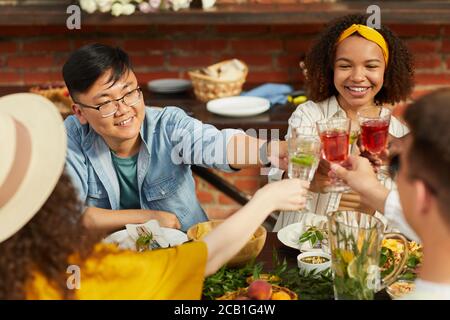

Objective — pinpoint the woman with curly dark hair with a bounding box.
[0,93,308,299]
[274,14,414,231]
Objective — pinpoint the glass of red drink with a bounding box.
[357,106,391,157]
[316,117,351,193]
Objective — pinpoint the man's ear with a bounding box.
[72,104,88,125]
[414,180,432,216]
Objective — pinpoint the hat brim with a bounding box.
[0,93,67,243]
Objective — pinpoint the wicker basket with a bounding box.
[187,220,266,267]
[188,59,248,102]
[216,285,298,300]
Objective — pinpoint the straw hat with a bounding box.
[0,93,67,243]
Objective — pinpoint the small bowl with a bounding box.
[386,280,415,299]
[297,251,331,274]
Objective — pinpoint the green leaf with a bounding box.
[316,231,324,241]
[407,255,420,269]
[399,271,416,281]
[310,235,318,247]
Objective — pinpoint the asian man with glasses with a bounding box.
[63,44,288,234]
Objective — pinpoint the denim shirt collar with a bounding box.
[81,108,160,209]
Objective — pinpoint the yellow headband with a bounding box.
[337,24,389,65]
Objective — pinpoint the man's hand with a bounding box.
[82,207,181,233]
[329,156,378,194]
[357,135,405,169]
[357,136,385,168]
[329,156,389,213]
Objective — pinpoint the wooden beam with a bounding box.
[0,2,450,26]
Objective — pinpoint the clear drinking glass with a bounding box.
[287,122,321,213]
[316,117,351,193]
[357,106,391,157]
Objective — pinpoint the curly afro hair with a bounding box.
[0,173,104,300]
[305,14,414,105]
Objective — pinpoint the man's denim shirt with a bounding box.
[65,107,242,231]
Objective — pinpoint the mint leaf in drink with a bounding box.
[349,131,359,145]
[290,154,315,167]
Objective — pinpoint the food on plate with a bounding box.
[135,233,154,252]
[387,280,415,299]
[380,239,422,280]
[300,256,330,264]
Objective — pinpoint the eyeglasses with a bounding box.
[74,87,142,118]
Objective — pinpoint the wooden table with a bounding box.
[256,232,298,270]
[257,232,391,300]
[144,89,292,139]
[2,2,450,25]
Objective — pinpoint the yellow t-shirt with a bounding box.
[26,241,207,300]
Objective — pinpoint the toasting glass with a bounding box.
[316,117,351,193]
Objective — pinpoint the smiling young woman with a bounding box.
[273,14,414,231]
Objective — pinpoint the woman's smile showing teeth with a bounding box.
[345,86,370,97]
[115,116,134,127]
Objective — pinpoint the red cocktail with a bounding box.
[320,130,350,163]
[358,107,391,156]
[316,117,351,193]
[360,119,389,155]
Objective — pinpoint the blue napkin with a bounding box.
[241,83,293,105]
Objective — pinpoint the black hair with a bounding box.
[62,44,132,98]
[305,14,414,105]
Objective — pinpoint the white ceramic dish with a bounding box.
[147,79,192,94]
[103,228,189,250]
[276,213,328,252]
[206,96,270,117]
[386,280,416,299]
[297,251,331,274]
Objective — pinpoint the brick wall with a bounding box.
[1,21,450,218]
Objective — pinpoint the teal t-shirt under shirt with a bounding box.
[111,151,141,210]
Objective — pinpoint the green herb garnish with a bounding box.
[136,234,153,251]
[299,226,326,248]
[202,260,263,300]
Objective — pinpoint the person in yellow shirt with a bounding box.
[0,93,309,300]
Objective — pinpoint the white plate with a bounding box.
[147,79,192,94]
[277,213,328,252]
[103,228,189,251]
[206,96,270,117]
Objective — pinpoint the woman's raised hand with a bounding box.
[253,178,309,212]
